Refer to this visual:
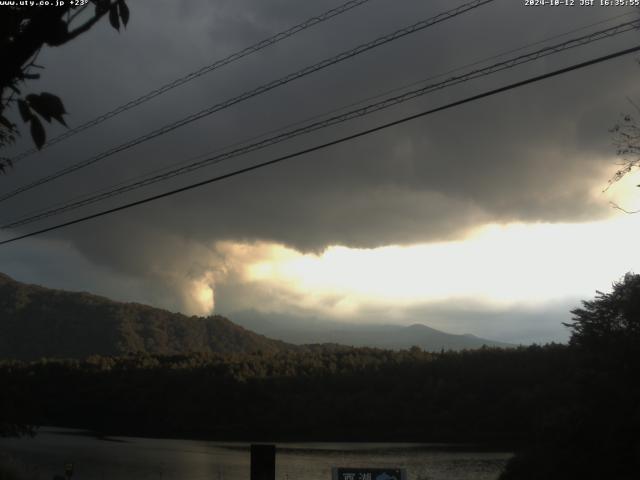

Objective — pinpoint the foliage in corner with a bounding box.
[0,0,130,173]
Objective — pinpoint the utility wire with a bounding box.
[1,43,639,247]
[327,10,639,115]
[4,18,638,229]
[8,0,376,163]
[0,0,495,204]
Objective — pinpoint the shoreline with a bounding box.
[17,426,515,453]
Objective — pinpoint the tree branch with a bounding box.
[67,3,90,25]
[64,1,119,42]
[609,201,640,214]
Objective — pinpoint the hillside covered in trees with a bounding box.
[0,273,510,359]
[0,273,289,359]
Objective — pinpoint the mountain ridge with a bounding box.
[0,273,290,359]
[230,309,513,351]
[0,273,512,359]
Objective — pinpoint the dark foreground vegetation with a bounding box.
[1,343,573,443]
[1,274,639,479]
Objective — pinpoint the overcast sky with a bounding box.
[2,0,640,343]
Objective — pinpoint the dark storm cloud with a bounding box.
[1,0,639,317]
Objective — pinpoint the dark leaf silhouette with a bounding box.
[29,116,45,149]
[94,0,110,15]
[26,94,51,123]
[17,100,32,122]
[44,19,70,47]
[0,115,14,131]
[27,92,67,126]
[118,0,130,27]
[109,5,120,31]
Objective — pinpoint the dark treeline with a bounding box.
[0,344,573,444]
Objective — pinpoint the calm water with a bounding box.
[0,428,511,480]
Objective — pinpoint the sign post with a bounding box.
[63,462,74,480]
[250,444,276,480]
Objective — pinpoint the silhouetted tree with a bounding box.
[565,273,640,350]
[0,0,129,172]
[501,274,640,479]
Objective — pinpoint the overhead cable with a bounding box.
[0,0,495,203]
[4,18,637,229]
[2,43,639,246]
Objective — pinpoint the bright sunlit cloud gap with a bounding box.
[232,214,640,315]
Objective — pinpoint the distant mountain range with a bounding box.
[0,273,511,360]
[0,273,288,360]
[230,310,514,351]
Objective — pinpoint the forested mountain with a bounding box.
[0,273,510,360]
[232,310,513,350]
[0,273,289,359]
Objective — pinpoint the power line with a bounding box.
[328,10,639,114]
[0,0,495,204]
[5,18,637,227]
[4,18,638,229]
[8,0,376,163]
[1,43,639,247]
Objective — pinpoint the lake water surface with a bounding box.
[0,428,511,480]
